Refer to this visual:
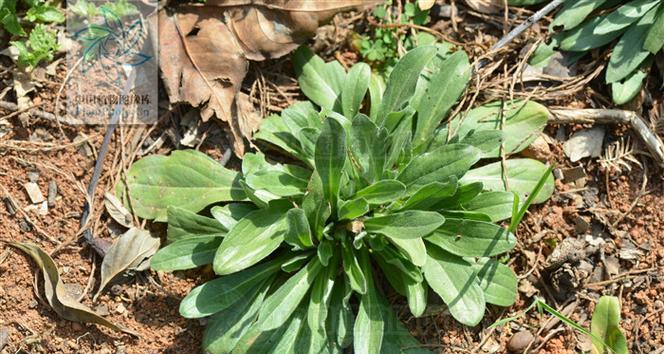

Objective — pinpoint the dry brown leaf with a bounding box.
[9,242,138,336]
[464,0,505,14]
[418,0,436,10]
[93,228,160,301]
[104,192,134,228]
[156,0,380,155]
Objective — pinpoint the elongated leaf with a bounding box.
[373,245,422,283]
[303,171,331,240]
[9,243,137,336]
[167,206,226,242]
[237,306,307,354]
[594,0,659,34]
[550,0,607,30]
[431,181,484,210]
[349,114,388,184]
[440,210,492,222]
[243,152,311,197]
[423,246,485,326]
[398,179,457,211]
[213,202,289,275]
[412,51,470,152]
[559,15,627,51]
[354,180,407,204]
[377,295,432,354]
[342,238,367,294]
[119,150,245,221]
[385,108,415,168]
[151,236,222,271]
[463,191,515,222]
[446,100,548,157]
[285,208,314,249]
[644,5,664,53]
[368,72,385,120]
[459,130,504,158]
[591,296,628,354]
[95,228,160,300]
[388,237,427,267]
[397,144,480,191]
[342,63,371,119]
[327,279,354,349]
[257,257,323,331]
[254,114,310,163]
[427,218,516,257]
[612,69,647,105]
[180,258,281,318]
[210,203,256,231]
[307,254,338,353]
[376,46,437,125]
[315,118,346,204]
[353,250,384,354]
[293,46,345,112]
[606,7,657,83]
[338,198,370,220]
[282,252,314,273]
[365,210,445,239]
[202,281,269,354]
[472,258,517,307]
[460,159,554,204]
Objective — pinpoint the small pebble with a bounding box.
[24,182,45,204]
[508,330,534,352]
[0,327,9,350]
[19,218,32,232]
[47,180,58,208]
[95,304,110,316]
[115,303,126,314]
[27,171,39,183]
[3,198,16,215]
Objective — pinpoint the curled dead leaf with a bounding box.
[93,228,160,301]
[156,0,381,155]
[9,242,138,337]
[104,192,134,228]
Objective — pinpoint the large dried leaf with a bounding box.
[157,0,380,155]
[9,242,138,336]
[94,228,160,300]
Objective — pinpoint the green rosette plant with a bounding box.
[121,45,554,353]
[525,0,664,105]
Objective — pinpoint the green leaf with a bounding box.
[644,5,664,53]
[293,46,345,112]
[202,281,269,354]
[462,191,515,222]
[12,24,59,69]
[550,0,607,31]
[365,210,445,239]
[119,150,244,221]
[257,257,323,331]
[353,250,384,354]
[342,238,367,294]
[388,237,427,267]
[166,206,226,242]
[591,296,628,354]
[398,179,458,211]
[472,258,517,307]
[377,295,432,354]
[338,198,370,220]
[285,208,314,249]
[254,114,311,164]
[213,202,289,275]
[302,172,331,240]
[459,130,505,158]
[315,118,347,205]
[0,0,25,35]
[354,180,406,205]
[179,258,281,318]
[281,252,314,273]
[342,63,371,119]
[397,144,481,191]
[430,181,484,210]
[327,279,354,349]
[151,236,222,271]
[376,46,437,125]
[210,203,256,231]
[439,210,492,222]
[595,0,659,34]
[446,100,548,157]
[245,166,310,197]
[306,254,338,353]
[368,72,386,120]
[26,4,65,23]
[606,7,658,83]
[238,306,307,354]
[460,159,554,204]
[612,69,647,105]
[423,246,486,326]
[559,15,627,52]
[317,239,334,266]
[412,51,471,152]
[374,251,426,316]
[427,218,516,257]
[385,108,416,169]
[349,114,388,185]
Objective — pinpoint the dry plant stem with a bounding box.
[0,100,56,121]
[490,0,565,51]
[549,109,664,167]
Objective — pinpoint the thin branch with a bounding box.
[491,0,565,51]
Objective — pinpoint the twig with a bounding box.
[491,0,565,51]
[549,109,664,167]
[0,100,56,121]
